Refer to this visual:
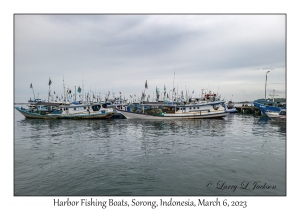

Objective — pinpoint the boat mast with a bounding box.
[63,75,66,102]
[269,89,278,103]
[144,80,148,103]
[48,77,52,102]
[152,92,154,102]
[185,81,187,102]
[30,83,35,100]
[172,69,175,102]
[201,89,205,100]
[177,83,179,103]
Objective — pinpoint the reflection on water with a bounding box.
[14,110,286,196]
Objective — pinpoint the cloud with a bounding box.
[14,14,286,102]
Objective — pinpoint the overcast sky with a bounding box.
[14,14,286,103]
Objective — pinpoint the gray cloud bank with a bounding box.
[15,14,286,102]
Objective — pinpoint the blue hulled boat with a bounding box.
[253,99,286,116]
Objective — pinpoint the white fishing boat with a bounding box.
[15,102,116,119]
[117,101,227,120]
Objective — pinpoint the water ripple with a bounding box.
[14,110,286,196]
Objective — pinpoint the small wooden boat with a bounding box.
[223,101,237,113]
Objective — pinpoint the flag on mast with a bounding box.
[48,78,52,86]
[145,80,148,89]
[30,83,33,88]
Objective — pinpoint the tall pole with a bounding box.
[172,70,175,102]
[265,71,270,101]
[63,75,65,103]
[30,83,35,100]
[48,77,51,102]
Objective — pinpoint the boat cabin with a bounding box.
[278,109,286,116]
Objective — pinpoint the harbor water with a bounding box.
[14,108,286,196]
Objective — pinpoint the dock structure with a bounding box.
[235,105,261,115]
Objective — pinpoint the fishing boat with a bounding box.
[15,102,117,119]
[117,101,227,120]
[253,99,286,116]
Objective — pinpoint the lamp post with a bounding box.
[265,71,270,101]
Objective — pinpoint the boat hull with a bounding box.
[270,116,286,123]
[266,111,280,118]
[253,101,285,116]
[267,109,286,123]
[15,107,59,119]
[226,109,237,113]
[224,107,237,113]
[117,110,227,120]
